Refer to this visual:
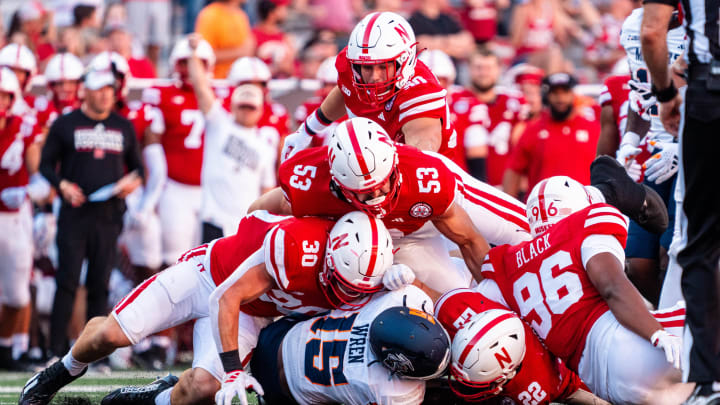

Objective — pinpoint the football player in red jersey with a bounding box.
[0,68,49,370]
[140,37,217,267]
[0,44,43,125]
[476,176,693,404]
[282,11,459,162]
[20,211,401,405]
[457,49,529,186]
[596,73,631,157]
[293,56,345,146]
[435,288,608,405]
[253,117,531,296]
[39,53,84,127]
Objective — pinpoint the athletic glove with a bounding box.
[281,125,314,163]
[651,329,682,369]
[215,370,264,405]
[628,79,657,121]
[644,142,679,184]
[616,132,642,174]
[383,264,416,290]
[1,186,27,209]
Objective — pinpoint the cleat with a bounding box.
[684,383,720,405]
[101,374,179,405]
[590,155,669,234]
[18,360,87,405]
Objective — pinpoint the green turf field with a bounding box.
[0,370,259,405]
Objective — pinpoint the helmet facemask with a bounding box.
[336,167,401,218]
[350,44,416,105]
[448,362,520,402]
[319,252,378,309]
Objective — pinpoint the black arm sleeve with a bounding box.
[466,158,487,182]
[642,0,677,6]
[124,121,145,179]
[39,122,62,189]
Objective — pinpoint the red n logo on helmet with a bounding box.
[394,25,411,43]
[331,233,350,250]
[494,347,512,368]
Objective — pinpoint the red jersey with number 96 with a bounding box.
[278,144,457,236]
[207,211,337,317]
[142,84,206,185]
[480,204,628,370]
[435,288,585,405]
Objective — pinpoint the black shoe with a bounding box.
[132,344,167,371]
[101,374,179,405]
[18,360,87,405]
[685,383,720,405]
[590,155,669,234]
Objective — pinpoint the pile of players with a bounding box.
[11,8,696,405]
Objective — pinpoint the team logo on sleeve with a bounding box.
[409,202,432,218]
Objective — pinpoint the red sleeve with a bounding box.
[395,66,448,127]
[401,147,458,216]
[435,288,506,338]
[581,204,629,248]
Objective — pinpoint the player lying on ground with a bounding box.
[20,211,408,405]
[435,288,610,405]
[474,175,693,404]
[110,285,450,405]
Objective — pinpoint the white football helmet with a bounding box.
[418,49,456,84]
[450,309,526,402]
[321,211,394,308]
[526,176,592,237]
[316,56,338,84]
[44,53,84,83]
[0,67,21,115]
[328,117,400,218]
[170,36,216,71]
[87,51,131,97]
[227,56,271,86]
[346,11,418,104]
[0,43,37,89]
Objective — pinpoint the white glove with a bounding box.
[215,370,264,405]
[627,160,643,182]
[1,186,27,209]
[644,142,679,184]
[616,142,642,170]
[628,79,657,121]
[383,264,416,290]
[281,126,313,163]
[651,329,682,369]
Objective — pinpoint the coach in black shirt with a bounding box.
[40,65,143,356]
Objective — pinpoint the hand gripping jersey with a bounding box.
[434,288,584,405]
[279,144,457,236]
[460,90,528,186]
[142,83,207,185]
[0,114,42,212]
[282,286,432,405]
[620,7,685,142]
[206,211,337,317]
[335,49,458,161]
[480,204,628,370]
[598,74,631,137]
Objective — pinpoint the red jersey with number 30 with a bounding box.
[142,84,206,185]
[335,49,458,162]
[481,204,628,370]
[205,211,336,317]
[279,144,457,236]
[435,288,584,405]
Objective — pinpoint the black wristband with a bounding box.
[652,81,678,103]
[219,350,243,373]
[315,107,332,125]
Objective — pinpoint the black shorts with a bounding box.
[250,315,310,405]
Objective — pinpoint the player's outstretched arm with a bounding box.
[318,86,348,122]
[565,388,612,405]
[247,187,291,215]
[432,202,490,282]
[187,34,216,116]
[402,117,442,153]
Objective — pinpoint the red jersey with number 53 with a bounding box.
[481,204,628,370]
[279,144,457,236]
[335,48,458,162]
[206,211,337,317]
[435,288,584,405]
[142,84,206,185]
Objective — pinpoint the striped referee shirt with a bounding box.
[645,0,719,63]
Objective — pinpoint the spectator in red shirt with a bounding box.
[6,2,56,66]
[460,0,510,44]
[105,25,156,79]
[502,73,600,198]
[252,0,296,78]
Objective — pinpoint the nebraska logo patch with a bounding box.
[409,202,432,218]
